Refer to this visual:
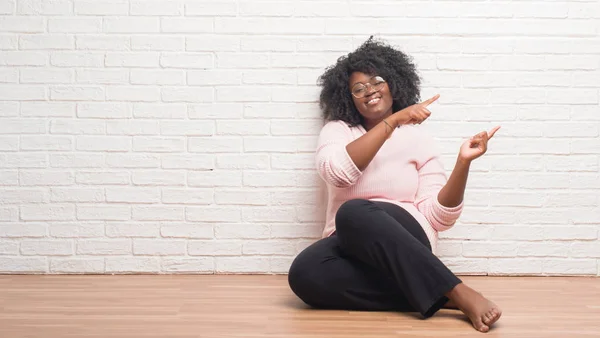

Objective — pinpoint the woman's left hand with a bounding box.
[458,126,501,163]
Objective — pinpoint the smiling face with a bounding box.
[349,71,394,127]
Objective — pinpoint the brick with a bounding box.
[21,204,75,221]
[240,37,295,52]
[438,224,493,240]
[0,223,46,237]
[161,87,213,103]
[75,0,128,15]
[0,85,45,100]
[77,239,131,255]
[214,224,270,239]
[131,0,182,16]
[271,154,314,170]
[244,137,298,152]
[107,154,160,169]
[131,70,185,85]
[186,1,236,16]
[272,86,319,103]
[105,52,159,67]
[216,87,270,102]
[439,258,489,275]
[0,0,14,14]
[187,36,240,52]
[51,258,104,273]
[103,17,159,33]
[161,258,213,273]
[218,18,325,34]
[20,35,74,50]
[106,257,160,273]
[18,0,71,14]
[0,17,44,32]
[75,171,130,185]
[131,36,183,51]
[107,120,159,135]
[217,53,269,69]
[76,69,129,84]
[134,239,186,255]
[547,89,598,105]
[132,171,185,186]
[49,18,101,33]
[0,34,17,50]
[162,188,213,205]
[0,188,47,204]
[106,188,160,203]
[545,155,598,172]
[51,52,104,67]
[189,240,241,256]
[189,137,242,153]
[214,190,269,206]
[77,102,131,119]
[186,207,241,222]
[76,35,129,51]
[160,121,214,136]
[106,86,160,102]
[50,120,105,135]
[0,136,18,151]
[0,257,47,273]
[133,103,187,119]
[20,136,72,151]
[270,190,320,206]
[132,206,184,221]
[243,240,296,255]
[0,153,47,168]
[189,103,243,119]
[270,119,322,136]
[160,224,214,239]
[216,257,269,273]
[243,103,302,119]
[77,205,131,221]
[0,68,18,83]
[489,258,544,275]
[518,242,570,257]
[161,154,214,170]
[49,223,104,238]
[160,52,213,69]
[188,70,241,85]
[243,171,296,187]
[76,136,131,152]
[50,86,104,101]
[270,257,294,274]
[106,223,160,238]
[188,170,242,187]
[133,137,184,152]
[20,68,72,84]
[216,121,269,136]
[21,240,72,256]
[243,207,296,222]
[161,18,213,33]
[51,188,103,202]
[0,207,17,221]
[0,241,19,255]
[20,170,73,186]
[543,123,598,138]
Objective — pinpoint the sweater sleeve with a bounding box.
[413,131,463,231]
[315,121,362,188]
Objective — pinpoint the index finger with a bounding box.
[487,126,501,139]
[421,94,440,106]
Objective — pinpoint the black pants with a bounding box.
[288,199,462,318]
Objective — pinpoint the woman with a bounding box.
[288,37,502,333]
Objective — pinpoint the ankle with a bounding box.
[445,282,467,300]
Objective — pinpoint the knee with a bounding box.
[335,199,372,232]
[288,253,318,306]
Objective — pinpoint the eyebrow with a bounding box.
[351,76,379,87]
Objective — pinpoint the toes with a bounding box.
[478,323,490,333]
[482,313,492,325]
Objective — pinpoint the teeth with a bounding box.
[368,98,380,105]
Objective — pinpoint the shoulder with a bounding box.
[318,120,360,140]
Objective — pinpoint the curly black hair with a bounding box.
[318,36,421,126]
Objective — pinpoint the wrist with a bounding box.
[456,155,472,166]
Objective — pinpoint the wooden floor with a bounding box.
[0,275,599,338]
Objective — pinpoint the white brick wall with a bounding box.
[0,0,599,276]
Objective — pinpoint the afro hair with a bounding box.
[318,36,421,126]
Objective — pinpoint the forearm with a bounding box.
[437,157,471,208]
[346,116,404,171]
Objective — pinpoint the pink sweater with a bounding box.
[316,120,463,253]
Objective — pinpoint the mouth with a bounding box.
[366,96,381,106]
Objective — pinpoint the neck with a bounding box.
[362,109,393,131]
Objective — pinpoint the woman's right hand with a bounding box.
[391,94,440,126]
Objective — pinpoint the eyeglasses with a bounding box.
[351,76,386,99]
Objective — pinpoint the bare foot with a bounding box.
[446,284,502,333]
[444,291,483,310]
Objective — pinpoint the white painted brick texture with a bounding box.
[0,0,599,275]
